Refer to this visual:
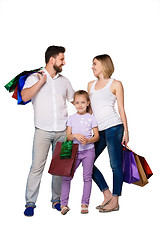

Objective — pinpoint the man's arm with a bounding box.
[21,73,47,102]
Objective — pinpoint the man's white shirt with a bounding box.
[23,68,74,131]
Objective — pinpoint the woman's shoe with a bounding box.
[96,199,111,209]
[99,205,120,213]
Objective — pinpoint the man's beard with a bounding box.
[53,63,63,73]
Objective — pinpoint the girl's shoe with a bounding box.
[61,206,70,215]
[81,205,88,214]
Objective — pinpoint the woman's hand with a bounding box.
[122,131,129,145]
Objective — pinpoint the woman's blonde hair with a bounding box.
[93,54,114,78]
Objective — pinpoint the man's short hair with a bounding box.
[45,45,65,64]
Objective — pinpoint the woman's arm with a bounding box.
[87,80,95,94]
[113,80,129,144]
[87,81,95,114]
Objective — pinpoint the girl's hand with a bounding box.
[122,132,129,145]
[74,134,86,144]
[81,138,88,145]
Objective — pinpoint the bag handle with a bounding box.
[122,142,133,152]
[64,134,71,142]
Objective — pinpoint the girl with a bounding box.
[88,54,129,212]
[60,90,99,215]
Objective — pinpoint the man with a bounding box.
[21,45,75,216]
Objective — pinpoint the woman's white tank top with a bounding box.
[89,78,122,131]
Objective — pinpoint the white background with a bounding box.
[0,0,160,239]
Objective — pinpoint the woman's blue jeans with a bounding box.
[92,124,124,196]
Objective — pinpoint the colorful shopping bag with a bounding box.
[136,155,153,179]
[60,137,73,159]
[123,145,153,187]
[4,67,42,105]
[132,154,149,187]
[122,145,140,183]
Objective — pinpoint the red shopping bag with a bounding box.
[48,142,79,177]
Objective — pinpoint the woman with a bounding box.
[87,54,129,212]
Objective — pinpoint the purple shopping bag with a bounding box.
[122,145,140,184]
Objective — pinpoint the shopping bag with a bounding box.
[122,146,140,183]
[4,67,42,105]
[4,67,42,92]
[133,154,149,187]
[48,142,78,177]
[136,155,153,179]
[123,144,153,187]
[60,137,73,159]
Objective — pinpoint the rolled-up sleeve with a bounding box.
[23,74,39,89]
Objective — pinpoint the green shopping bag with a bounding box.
[60,136,73,159]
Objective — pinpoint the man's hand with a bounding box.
[37,71,47,84]
[21,71,47,102]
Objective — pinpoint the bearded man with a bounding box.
[21,45,75,216]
